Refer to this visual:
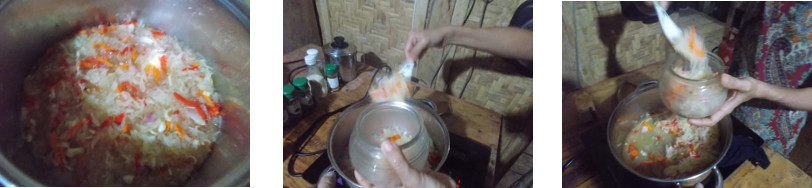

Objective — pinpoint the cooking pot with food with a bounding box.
[608,81,732,187]
[0,0,249,186]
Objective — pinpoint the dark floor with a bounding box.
[788,120,812,176]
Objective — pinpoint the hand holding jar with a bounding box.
[354,140,456,188]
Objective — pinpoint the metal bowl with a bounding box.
[607,81,731,187]
[327,99,450,187]
[0,0,249,186]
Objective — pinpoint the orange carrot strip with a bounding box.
[114,113,125,125]
[643,121,652,131]
[173,123,185,140]
[387,134,401,141]
[132,49,137,63]
[174,92,208,123]
[160,55,168,73]
[152,30,166,36]
[152,66,161,81]
[122,124,133,133]
[62,120,86,139]
[165,121,171,133]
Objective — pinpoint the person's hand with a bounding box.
[314,170,336,188]
[689,74,762,126]
[354,140,456,188]
[404,26,454,62]
[642,1,671,9]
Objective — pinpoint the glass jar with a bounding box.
[349,101,429,186]
[283,85,302,119]
[292,77,315,110]
[659,51,728,118]
[325,63,340,93]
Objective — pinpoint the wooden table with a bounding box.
[282,44,503,187]
[563,63,812,187]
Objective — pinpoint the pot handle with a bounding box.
[673,166,723,188]
[713,166,724,188]
[416,99,438,112]
[635,80,659,93]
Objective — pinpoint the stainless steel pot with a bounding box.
[607,80,732,187]
[0,0,249,186]
[323,36,358,82]
[327,99,450,187]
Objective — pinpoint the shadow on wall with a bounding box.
[597,13,628,79]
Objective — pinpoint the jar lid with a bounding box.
[283,85,295,99]
[304,54,316,65]
[306,49,319,55]
[325,63,337,75]
[292,77,309,90]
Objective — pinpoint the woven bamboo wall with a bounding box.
[315,0,530,116]
[562,2,725,91]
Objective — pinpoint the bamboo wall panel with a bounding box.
[563,2,725,89]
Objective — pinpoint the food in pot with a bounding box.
[20,21,222,186]
[618,110,720,179]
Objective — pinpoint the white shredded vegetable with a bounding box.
[21,21,222,186]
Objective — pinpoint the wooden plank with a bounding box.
[789,119,812,174]
[724,145,812,188]
[411,0,430,30]
[283,0,323,53]
[315,0,332,44]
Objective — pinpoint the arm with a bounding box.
[404,26,532,62]
[445,26,532,61]
[689,74,812,126]
[760,82,812,111]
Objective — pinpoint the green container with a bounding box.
[283,85,296,99]
[325,63,337,76]
[293,77,309,91]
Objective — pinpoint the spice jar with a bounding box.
[325,63,340,93]
[292,77,315,110]
[349,101,430,186]
[283,85,302,119]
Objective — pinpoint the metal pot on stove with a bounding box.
[607,81,732,187]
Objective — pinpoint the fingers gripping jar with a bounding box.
[349,101,430,186]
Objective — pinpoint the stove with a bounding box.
[302,133,491,187]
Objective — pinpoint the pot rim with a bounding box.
[606,81,733,183]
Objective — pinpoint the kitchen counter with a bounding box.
[282,44,503,187]
[563,63,812,187]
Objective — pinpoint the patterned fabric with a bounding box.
[731,2,812,157]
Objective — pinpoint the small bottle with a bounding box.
[283,85,302,119]
[325,63,340,93]
[305,49,329,98]
[293,77,315,110]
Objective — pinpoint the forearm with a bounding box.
[758,82,812,111]
[446,26,533,61]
